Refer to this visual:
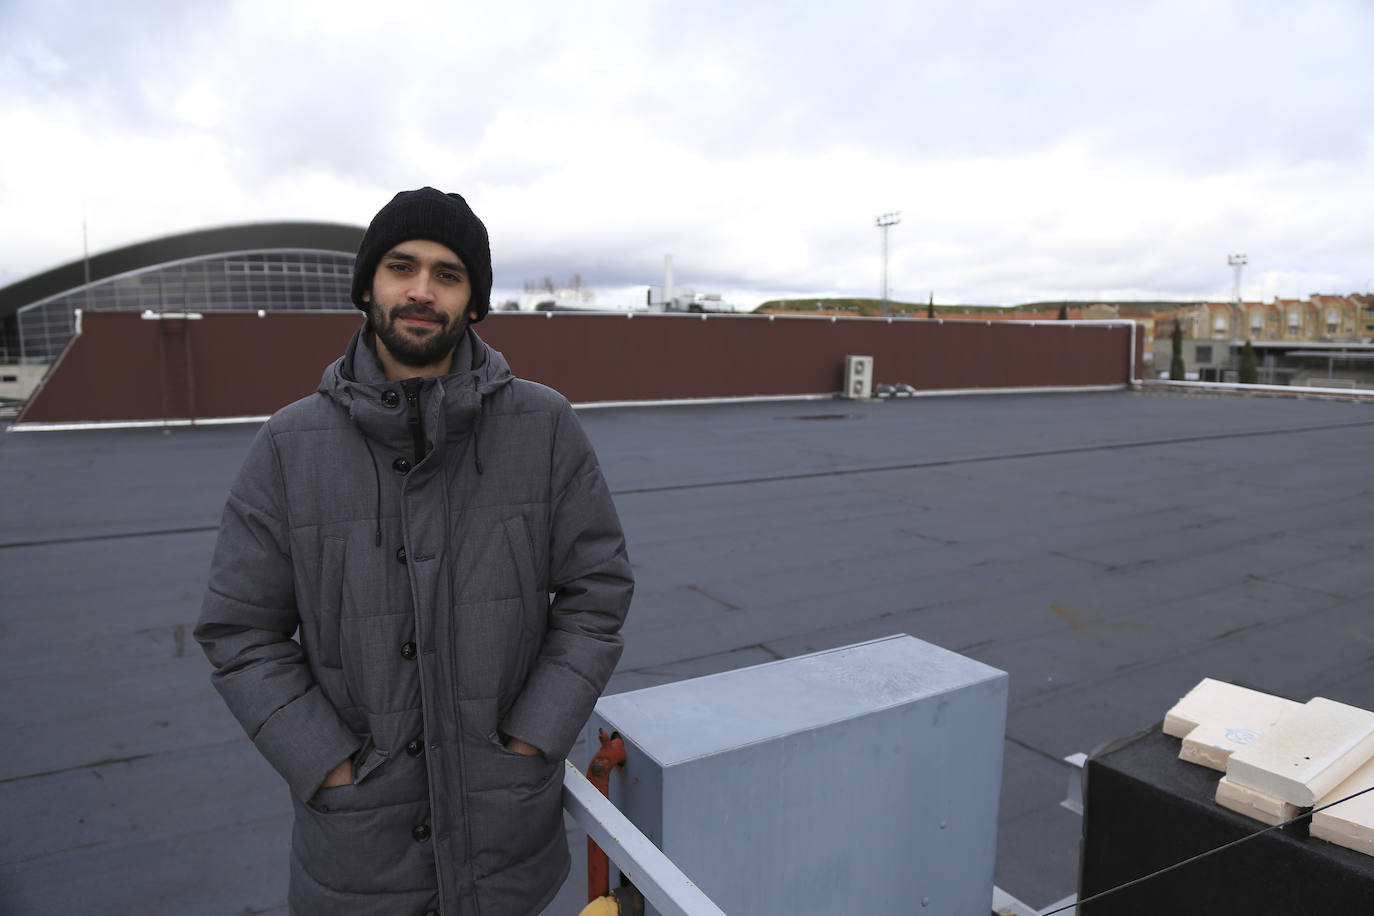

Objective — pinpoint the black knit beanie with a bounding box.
[350,187,493,322]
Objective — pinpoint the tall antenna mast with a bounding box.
[1228,253,1247,342]
[875,212,901,316]
[83,202,92,308]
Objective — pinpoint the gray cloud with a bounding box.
[2,0,1371,305]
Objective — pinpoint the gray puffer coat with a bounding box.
[195,325,633,915]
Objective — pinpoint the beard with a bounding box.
[370,301,469,370]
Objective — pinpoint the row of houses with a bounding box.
[955,294,1371,347]
[1148,294,1374,386]
[892,293,1374,388]
[1173,294,1374,344]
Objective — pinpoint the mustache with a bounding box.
[388,304,447,325]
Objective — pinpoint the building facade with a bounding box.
[1153,294,1374,386]
[1,222,364,365]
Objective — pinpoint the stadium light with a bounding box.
[876,212,902,316]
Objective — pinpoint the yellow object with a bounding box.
[578,895,620,916]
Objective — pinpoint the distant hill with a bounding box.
[1017,300,1200,313]
[754,298,1198,317]
[755,298,1003,317]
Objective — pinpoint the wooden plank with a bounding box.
[1226,698,1374,807]
[1180,703,1297,772]
[1215,775,1302,826]
[1163,677,1296,739]
[1311,757,1374,857]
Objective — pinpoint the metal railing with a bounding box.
[561,760,728,916]
[1142,377,1374,402]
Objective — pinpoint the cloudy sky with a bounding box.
[2,0,1371,309]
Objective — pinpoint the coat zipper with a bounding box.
[400,377,444,907]
[401,379,427,465]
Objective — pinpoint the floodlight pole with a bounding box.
[83,204,92,310]
[1227,253,1247,345]
[876,212,901,316]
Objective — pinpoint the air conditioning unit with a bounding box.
[843,355,874,399]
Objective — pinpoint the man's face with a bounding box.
[364,239,475,372]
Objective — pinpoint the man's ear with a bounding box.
[362,289,371,304]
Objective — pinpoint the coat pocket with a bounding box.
[502,515,545,639]
[293,768,433,896]
[464,736,565,879]
[317,536,345,668]
[483,731,560,788]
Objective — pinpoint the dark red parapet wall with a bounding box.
[18,311,364,425]
[16,310,1142,425]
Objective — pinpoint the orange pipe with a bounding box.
[586,728,627,902]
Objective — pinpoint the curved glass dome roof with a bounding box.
[1,222,364,361]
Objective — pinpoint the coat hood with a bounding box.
[318,323,514,459]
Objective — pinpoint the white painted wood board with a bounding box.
[1226,697,1374,807]
[1180,708,1296,772]
[1162,678,1296,739]
[1311,757,1374,858]
[1215,775,1302,826]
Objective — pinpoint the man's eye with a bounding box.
[388,262,411,272]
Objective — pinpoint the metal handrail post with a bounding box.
[562,760,728,916]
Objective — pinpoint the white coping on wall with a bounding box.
[7,415,275,432]
[7,384,1131,431]
[1143,378,1374,401]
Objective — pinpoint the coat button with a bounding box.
[393,457,411,474]
[424,910,439,916]
[400,641,417,660]
[412,823,431,842]
[406,737,424,757]
[396,546,407,564]
[381,390,400,408]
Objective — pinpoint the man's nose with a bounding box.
[406,273,434,303]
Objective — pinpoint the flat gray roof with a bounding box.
[3,389,1373,913]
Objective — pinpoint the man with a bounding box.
[195,187,634,915]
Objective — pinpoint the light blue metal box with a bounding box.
[586,634,1009,915]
